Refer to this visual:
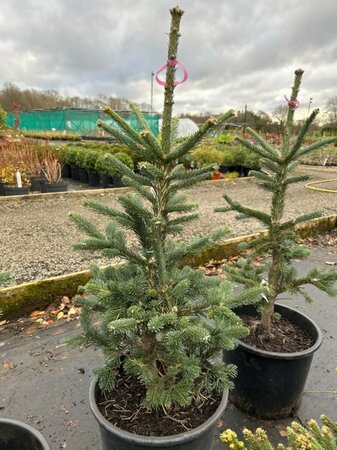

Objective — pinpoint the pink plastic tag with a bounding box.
[155,60,188,87]
[284,95,300,110]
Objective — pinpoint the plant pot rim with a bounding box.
[3,185,29,188]
[0,418,51,449]
[89,376,228,446]
[44,182,68,186]
[236,303,322,360]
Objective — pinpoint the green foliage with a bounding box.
[0,106,7,128]
[216,132,235,144]
[190,145,224,168]
[83,150,99,172]
[0,272,10,285]
[69,7,256,411]
[216,69,337,338]
[107,152,134,177]
[75,149,86,169]
[220,415,337,450]
[220,145,237,166]
[219,144,259,169]
[56,146,67,164]
[64,147,81,166]
[95,153,110,175]
[21,130,81,141]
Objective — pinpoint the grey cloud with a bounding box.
[0,0,336,115]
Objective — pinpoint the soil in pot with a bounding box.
[96,372,222,436]
[90,376,228,450]
[241,313,314,353]
[0,418,50,450]
[223,304,322,419]
[88,171,100,187]
[79,168,89,183]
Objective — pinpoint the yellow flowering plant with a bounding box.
[220,415,337,449]
[0,164,30,186]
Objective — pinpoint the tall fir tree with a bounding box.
[216,69,337,340]
[69,7,261,410]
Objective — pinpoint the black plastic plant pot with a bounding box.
[79,168,89,183]
[219,165,229,174]
[88,171,100,187]
[0,182,9,195]
[223,304,322,419]
[89,377,228,450]
[0,418,50,450]
[3,186,30,196]
[240,167,250,177]
[70,166,80,180]
[30,176,45,192]
[62,164,71,178]
[100,174,114,188]
[112,176,126,188]
[42,182,68,193]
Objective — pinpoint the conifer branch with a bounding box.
[280,211,322,230]
[96,120,147,157]
[102,107,145,145]
[283,68,304,152]
[236,137,279,162]
[286,109,320,159]
[167,110,235,161]
[161,6,184,155]
[220,194,271,225]
[245,127,281,159]
[293,137,337,159]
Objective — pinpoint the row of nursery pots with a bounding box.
[62,163,253,188]
[1,303,321,450]
[63,163,128,188]
[219,164,251,176]
[0,178,68,196]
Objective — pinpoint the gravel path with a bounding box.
[1,166,337,286]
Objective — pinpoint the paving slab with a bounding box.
[1,243,337,449]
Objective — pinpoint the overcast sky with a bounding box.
[1,0,336,118]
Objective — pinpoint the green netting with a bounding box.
[6,109,159,136]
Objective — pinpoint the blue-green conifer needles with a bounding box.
[69,7,258,410]
[216,69,337,340]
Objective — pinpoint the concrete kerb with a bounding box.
[0,186,131,202]
[1,213,337,320]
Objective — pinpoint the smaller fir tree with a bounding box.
[69,7,262,411]
[216,68,337,340]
